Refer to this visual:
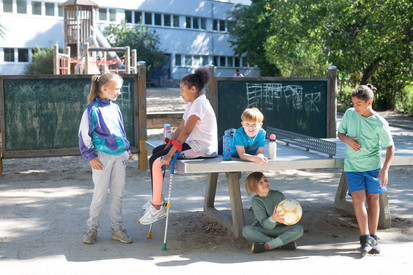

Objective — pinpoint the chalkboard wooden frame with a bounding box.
[206,66,337,138]
[0,74,141,159]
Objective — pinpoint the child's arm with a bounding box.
[251,200,282,229]
[164,120,185,149]
[337,131,361,151]
[377,145,395,187]
[236,146,267,166]
[161,115,199,165]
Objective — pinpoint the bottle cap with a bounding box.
[225,129,232,135]
[269,134,276,140]
[164,123,171,128]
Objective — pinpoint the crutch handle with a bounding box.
[170,151,180,175]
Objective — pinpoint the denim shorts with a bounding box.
[344,169,386,195]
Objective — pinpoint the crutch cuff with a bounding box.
[171,140,182,152]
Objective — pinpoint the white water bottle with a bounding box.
[268,134,277,160]
[163,123,172,141]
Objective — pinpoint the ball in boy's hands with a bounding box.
[277,199,302,225]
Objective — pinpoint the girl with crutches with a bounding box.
[139,67,218,225]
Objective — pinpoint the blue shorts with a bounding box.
[345,169,386,195]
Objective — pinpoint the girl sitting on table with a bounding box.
[139,67,218,225]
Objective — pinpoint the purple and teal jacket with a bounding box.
[78,98,130,161]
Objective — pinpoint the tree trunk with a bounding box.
[360,58,382,85]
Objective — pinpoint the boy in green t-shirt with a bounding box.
[338,85,394,257]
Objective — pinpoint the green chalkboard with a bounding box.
[2,75,136,155]
[217,80,328,138]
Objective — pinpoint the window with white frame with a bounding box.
[185,55,192,66]
[4,48,14,62]
[125,10,132,23]
[99,8,107,20]
[58,6,63,17]
[144,12,152,25]
[45,2,54,16]
[193,17,199,29]
[109,9,116,21]
[227,57,233,67]
[175,54,181,66]
[173,15,179,27]
[219,56,226,67]
[202,55,209,65]
[193,55,201,66]
[200,18,206,30]
[234,57,240,67]
[185,17,191,28]
[32,1,41,15]
[3,0,13,13]
[154,13,162,26]
[17,0,27,14]
[18,48,29,62]
[135,11,142,23]
[164,14,171,26]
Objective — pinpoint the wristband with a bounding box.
[164,137,170,144]
[171,139,182,152]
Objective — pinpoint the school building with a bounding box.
[0,0,260,80]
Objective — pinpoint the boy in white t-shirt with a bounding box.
[139,67,217,225]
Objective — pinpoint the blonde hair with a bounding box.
[245,172,266,195]
[87,73,123,104]
[241,107,264,123]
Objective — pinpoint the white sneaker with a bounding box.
[142,195,166,210]
[139,205,166,225]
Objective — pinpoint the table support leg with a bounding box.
[204,173,219,210]
[334,171,354,213]
[225,172,244,239]
[203,172,244,238]
[334,171,391,229]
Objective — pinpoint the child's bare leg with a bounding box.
[351,190,369,235]
[151,159,164,210]
[366,193,380,235]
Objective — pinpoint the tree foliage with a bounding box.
[103,23,166,70]
[229,0,413,110]
[24,47,54,75]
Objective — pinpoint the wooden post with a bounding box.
[53,44,59,75]
[205,65,217,117]
[84,42,89,74]
[137,61,147,170]
[64,46,71,75]
[103,51,107,73]
[131,49,137,74]
[125,46,130,74]
[327,66,337,138]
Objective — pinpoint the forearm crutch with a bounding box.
[162,151,180,250]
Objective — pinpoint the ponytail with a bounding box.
[87,73,123,104]
[181,67,211,94]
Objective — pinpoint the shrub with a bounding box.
[25,47,54,75]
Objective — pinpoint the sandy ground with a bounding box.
[1,88,413,274]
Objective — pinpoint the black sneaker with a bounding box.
[279,241,297,250]
[359,235,374,256]
[369,234,380,255]
[251,242,266,253]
